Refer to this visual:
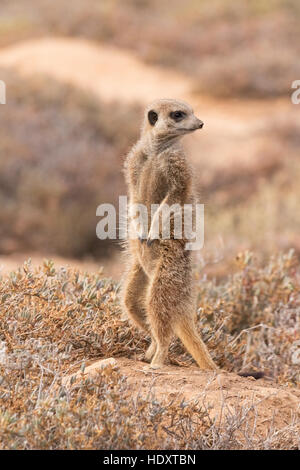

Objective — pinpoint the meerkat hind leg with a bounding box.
[123,261,149,332]
[149,338,171,369]
[143,325,171,369]
[174,317,217,371]
[144,338,157,362]
[123,261,159,363]
[146,301,173,369]
[145,257,183,369]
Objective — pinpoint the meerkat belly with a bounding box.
[137,163,168,205]
[129,164,168,274]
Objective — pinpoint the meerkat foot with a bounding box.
[149,362,163,370]
[149,347,168,369]
[142,364,162,371]
[144,341,157,362]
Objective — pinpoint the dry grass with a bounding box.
[0,252,299,449]
[195,250,300,386]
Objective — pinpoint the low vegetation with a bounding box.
[0,252,298,449]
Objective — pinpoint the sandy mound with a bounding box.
[0,37,191,103]
[65,357,300,439]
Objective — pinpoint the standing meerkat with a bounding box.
[122,98,217,370]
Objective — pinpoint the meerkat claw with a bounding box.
[142,364,160,372]
[142,363,162,370]
[149,363,162,370]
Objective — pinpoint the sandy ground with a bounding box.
[65,357,300,440]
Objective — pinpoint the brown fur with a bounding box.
[122,99,217,370]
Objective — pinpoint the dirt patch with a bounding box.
[65,357,300,439]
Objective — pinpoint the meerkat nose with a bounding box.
[197,119,204,129]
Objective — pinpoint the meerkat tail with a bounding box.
[174,318,217,371]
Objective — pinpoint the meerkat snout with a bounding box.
[188,117,204,131]
[195,119,204,129]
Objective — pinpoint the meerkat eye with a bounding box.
[148,110,158,126]
[170,110,186,121]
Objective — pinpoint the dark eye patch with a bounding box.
[148,110,158,126]
[170,110,186,121]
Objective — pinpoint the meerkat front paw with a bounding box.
[146,234,159,247]
[146,237,154,247]
[135,227,147,243]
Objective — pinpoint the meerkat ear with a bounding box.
[148,110,158,126]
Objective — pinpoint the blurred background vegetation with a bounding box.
[0,0,299,277]
[1,0,300,98]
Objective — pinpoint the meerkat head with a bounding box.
[142,99,203,143]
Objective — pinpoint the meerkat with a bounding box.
[122,98,217,370]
